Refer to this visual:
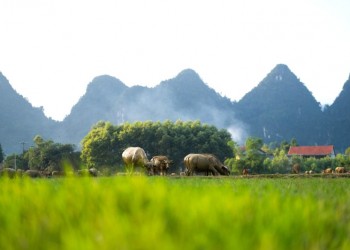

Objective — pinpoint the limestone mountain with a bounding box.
[144,69,236,125]
[1,65,350,154]
[0,72,57,154]
[235,64,326,145]
[325,75,350,151]
[56,69,237,146]
[56,75,128,144]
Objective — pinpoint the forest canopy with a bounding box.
[80,120,234,171]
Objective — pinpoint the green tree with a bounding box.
[345,147,350,156]
[81,121,119,169]
[333,153,350,168]
[304,157,318,172]
[224,140,239,174]
[24,135,79,171]
[290,138,298,147]
[263,157,272,173]
[245,137,265,173]
[3,154,26,170]
[318,156,333,172]
[0,143,4,163]
[270,149,290,173]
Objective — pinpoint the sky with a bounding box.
[1,0,349,121]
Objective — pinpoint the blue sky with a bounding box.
[1,0,349,121]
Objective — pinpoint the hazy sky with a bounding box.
[1,0,349,121]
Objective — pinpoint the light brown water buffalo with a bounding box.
[150,156,172,176]
[122,147,152,174]
[335,167,346,173]
[184,153,230,176]
[322,168,333,174]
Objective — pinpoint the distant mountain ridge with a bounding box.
[236,64,326,145]
[1,65,349,154]
[0,72,57,153]
[56,75,128,143]
[57,69,237,144]
[325,75,350,151]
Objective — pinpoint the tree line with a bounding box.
[1,120,350,175]
[0,120,234,173]
[1,135,80,172]
[229,137,350,174]
[80,120,233,173]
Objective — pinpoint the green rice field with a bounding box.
[0,175,349,250]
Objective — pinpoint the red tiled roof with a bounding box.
[288,146,334,156]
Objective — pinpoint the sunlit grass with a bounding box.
[0,176,349,250]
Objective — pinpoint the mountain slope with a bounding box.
[0,72,57,154]
[56,75,128,144]
[325,75,350,151]
[56,69,238,146]
[114,69,236,124]
[236,64,326,145]
[1,66,349,154]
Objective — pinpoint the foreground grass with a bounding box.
[0,176,349,250]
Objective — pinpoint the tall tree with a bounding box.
[244,137,265,173]
[80,121,119,169]
[0,143,4,163]
[24,135,79,171]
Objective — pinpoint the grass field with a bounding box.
[0,175,349,250]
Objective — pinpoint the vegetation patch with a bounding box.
[0,176,349,250]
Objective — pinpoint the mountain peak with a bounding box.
[263,64,299,83]
[86,75,127,95]
[272,64,291,72]
[330,77,350,109]
[237,63,323,144]
[0,72,13,91]
[176,69,201,81]
[158,68,205,90]
[89,75,125,86]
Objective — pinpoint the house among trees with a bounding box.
[287,145,335,159]
[236,146,271,160]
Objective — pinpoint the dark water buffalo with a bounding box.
[292,164,300,174]
[52,170,65,177]
[77,168,98,177]
[122,147,152,174]
[242,168,250,175]
[184,153,230,176]
[24,170,42,178]
[150,156,172,176]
